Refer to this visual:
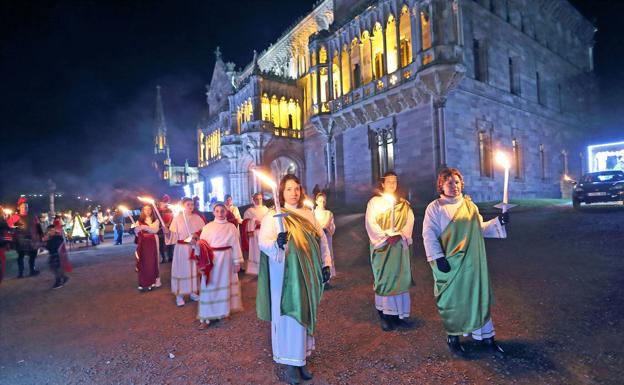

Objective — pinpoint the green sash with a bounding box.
[370,199,414,296]
[430,196,493,335]
[256,209,324,335]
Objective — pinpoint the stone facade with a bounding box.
[196,0,597,206]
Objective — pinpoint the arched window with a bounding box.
[310,48,317,67]
[320,67,329,103]
[386,14,398,74]
[279,96,288,129]
[350,38,361,89]
[261,94,270,121]
[341,44,350,94]
[246,98,253,121]
[400,5,413,66]
[311,70,318,105]
[372,22,384,79]
[288,99,297,133]
[419,7,431,51]
[295,100,301,131]
[236,107,241,134]
[270,95,279,128]
[319,46,327,64]
[360,31,372,84]
[332,50,341,98]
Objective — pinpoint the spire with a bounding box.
[252,50,260,75]
[154,85,167,134]
[215,46,222,61]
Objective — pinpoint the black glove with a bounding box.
[276,232,289,250]
[322,266,331,283]
[436,257,451,273]
[498,212,510,226]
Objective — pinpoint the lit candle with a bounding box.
[494,151,516,212]
[252,169,287,234]
[118,205,136,224]
[137,196,166,229]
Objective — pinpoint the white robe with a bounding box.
[314,208,336,277]
[243,204,269,275]
[259,203,332,367]
[365,195,415,318]
[197,219,243,321]
[227,204,242,224]
[422,194,506,339]
[169,212,205,296]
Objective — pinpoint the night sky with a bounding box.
[0,0,622,204]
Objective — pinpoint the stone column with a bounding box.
[433,97,447,168]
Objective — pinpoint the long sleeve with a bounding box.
[422,202,446,262]
[231,227,244,265]
[327,212,336,236]
[365,197,388,249]
[145,219,160,234]
[479,214,507,239]
[309,212,332,267]
[259,210,283,262]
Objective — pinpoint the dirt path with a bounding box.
[1,204,623,384]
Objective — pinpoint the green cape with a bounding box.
[256,208,324,335]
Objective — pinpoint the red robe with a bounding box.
[135,220,159,288]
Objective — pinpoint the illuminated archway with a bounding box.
[279,96,288,129]
[372,22,384,79]
[341,44,350,94]
[350,38,361,88]
[270,95,279,128]
[361,30,372,84]
[386,14,398,73]
[400,5,413,66]
[261,94,270,121]
[332,50,341,98]
[420,7,431,51]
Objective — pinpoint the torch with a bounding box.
[494,151,517,213]
[137,196,166,230]
[252,169,288,236]
[2,208,13,216]
[118,205,136,225]
[381,193,396,232]
[303,198,315,211]
[169,203,193,243]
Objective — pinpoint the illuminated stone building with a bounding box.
[152,86,199,187]
[197,0,597,205]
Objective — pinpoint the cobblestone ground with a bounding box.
[1,202,623,385]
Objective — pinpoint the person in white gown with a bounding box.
[257,175,332,384]
[313,192,336,279]
[196,202,243,329]
[168,197,205,307]
[243,192,269,275]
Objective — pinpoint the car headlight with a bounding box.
[574,187,584,192]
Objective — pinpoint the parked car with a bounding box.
[572,170,624,209]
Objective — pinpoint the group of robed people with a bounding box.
[131,167,509,385]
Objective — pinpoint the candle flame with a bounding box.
[137,196,155,205]
[2,208,13,216]
[381,193,396,203]
[251,169,277,189]
[495,151,511,169]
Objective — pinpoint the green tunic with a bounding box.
[256,208,324,335]
[370,199,414,296]
[430,196,493,335]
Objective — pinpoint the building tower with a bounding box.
[153,85,172,181]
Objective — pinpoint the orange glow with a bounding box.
[495,151,511,169]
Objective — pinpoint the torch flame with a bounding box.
[251,169,277,189]
[495,151,511,169]
[137,196,155,205]
[118,205,130,213]
[303,199,314,209]
[2,208,13,216]
[563,174,572,182]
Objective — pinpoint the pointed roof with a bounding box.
[154,85,167,134]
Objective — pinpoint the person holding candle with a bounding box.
[169,197,205,307]
[157,195,174,263]
[422,167,509,358]
[134,204,161,292]
[195,202,243,329]
[257,174,332,384]
[314,192,336,280]
[242,192,269,275]
[365,171,415,332]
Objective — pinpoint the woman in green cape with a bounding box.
[422,167,509,358]
[365,171,416,332]
[257,174,332,384]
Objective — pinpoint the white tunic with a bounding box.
[314,208,336,277]
[243,204,269,275]
[259,203,332,366]
[197,219,243,321]
[422,194,506,339]
[227,204,242,224]
[169,212,205,296]
[365,195,415,318]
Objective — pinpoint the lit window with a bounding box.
[386,14,398,74]
[479,131,493,177]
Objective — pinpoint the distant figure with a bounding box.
[0,206,11,284]
[111,209,125,245]
[312,184,321,198]
[8,197,43,278]
[314,192,336,280]
[43,225,71,289]
[242,192,269,275]
[157,195,174,262]
[224,194,242,225]
[89,210,100,246]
